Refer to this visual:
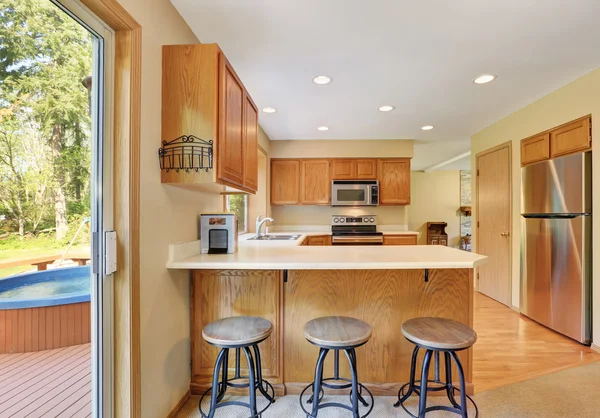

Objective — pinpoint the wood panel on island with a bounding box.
[271,157,411,206]
[161,44,259,194]
[189,268,476,397]
[520,115,592,166]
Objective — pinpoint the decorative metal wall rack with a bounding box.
[158,135,213,173]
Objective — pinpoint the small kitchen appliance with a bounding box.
[331,215,383,245]
[331,180,379,207]
[200,213,238,254]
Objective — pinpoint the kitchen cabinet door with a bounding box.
[271,160,301,205]
[378,159,411,205]
[550,116,591,158]
[332,160,355,179]
[306,235,332,246]
[383,235,417,245]
[217,54,245,187]
[521,133,550,166]
[356,159,377,179]
[242,93,258,192]
[301,160,331,205]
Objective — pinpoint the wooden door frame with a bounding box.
[475,141,512,307]
[78,1,141,417]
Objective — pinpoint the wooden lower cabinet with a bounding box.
[190,270,284,395]
[383,235,418,245]
[190,268,474,396]
[305,235,332,246]
[283,269,473,394]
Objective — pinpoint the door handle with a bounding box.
[500,232,510,237]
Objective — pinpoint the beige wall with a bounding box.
[116,0,223,416]
[471,67,600,344]
[270,139,414,158]
[407,171,461,246]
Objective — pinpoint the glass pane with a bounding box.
[227,195,248,233]
[337,189,365,202]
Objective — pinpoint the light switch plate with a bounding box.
[105,231,117,274]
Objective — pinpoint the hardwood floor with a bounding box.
[0,343,91,417]
[473,292,600,393]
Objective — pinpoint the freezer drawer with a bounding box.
[521,215,591,343]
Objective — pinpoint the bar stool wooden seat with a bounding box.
[199,316,275,418]
[300,316,375,418]
[394,317,478,418]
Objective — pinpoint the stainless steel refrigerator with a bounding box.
[521,151,592,344]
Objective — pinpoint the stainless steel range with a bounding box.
[331,215,383,245]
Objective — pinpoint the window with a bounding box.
[226,194,248,233]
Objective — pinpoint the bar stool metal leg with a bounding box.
[445,351,460,408]
[242,347,258,417]
[310,348,329,417]
[418,350,433,418]
[207,348,227,418]
[344,349,360,418]
[252,343,276,403]
[215,348,229,403]
[450,351,468,418]
[394,345,420,406]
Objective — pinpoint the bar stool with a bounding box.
[300,316,374,418]
[199,316,275,418]
[394,317,478,418]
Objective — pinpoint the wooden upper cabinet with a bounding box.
[550,116,591,158]
[331,159,377,179]
[378,159,411,205]
[218,55,245,187]
[301,160,331,205]
[271,160,300,205]
[332,160,355,179]
[356,159,377,179]
[161,44,258,193]
[243,93,258,191]
[521,133,550,166]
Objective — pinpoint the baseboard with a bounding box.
[592,343,600,354]
[510,304,520,313]
[167,389,191,418]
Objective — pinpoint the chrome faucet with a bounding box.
[256,215,274,238]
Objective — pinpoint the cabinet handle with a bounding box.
[500,232,510,237]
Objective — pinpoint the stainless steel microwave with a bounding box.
[331,180,379,206]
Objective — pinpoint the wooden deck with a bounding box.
[0,343,91,417]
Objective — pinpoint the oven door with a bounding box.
[331,235,384,245]
[331,183,373,206]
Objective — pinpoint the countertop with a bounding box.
[167,233,487,270]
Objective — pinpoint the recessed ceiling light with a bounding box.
[262,107,276,113]
[473,74,497,84]
[317,126,329,131]
[313,75,332,85]
[421,125,434,131]
[378,105,395,112]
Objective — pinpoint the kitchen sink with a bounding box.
[247,234,302,241]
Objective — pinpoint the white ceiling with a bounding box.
[170,0,600,169]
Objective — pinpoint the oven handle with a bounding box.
[331,235,384,244]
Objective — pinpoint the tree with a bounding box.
[0,0,92,240]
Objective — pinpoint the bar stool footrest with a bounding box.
[394,382,478,418]
[299,379,375,418]
[198,379,275,418]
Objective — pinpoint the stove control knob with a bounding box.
[340,218,345,223]
[333,218,339,223]
[369,217,375,223]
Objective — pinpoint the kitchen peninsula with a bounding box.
[167,236,487,397]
